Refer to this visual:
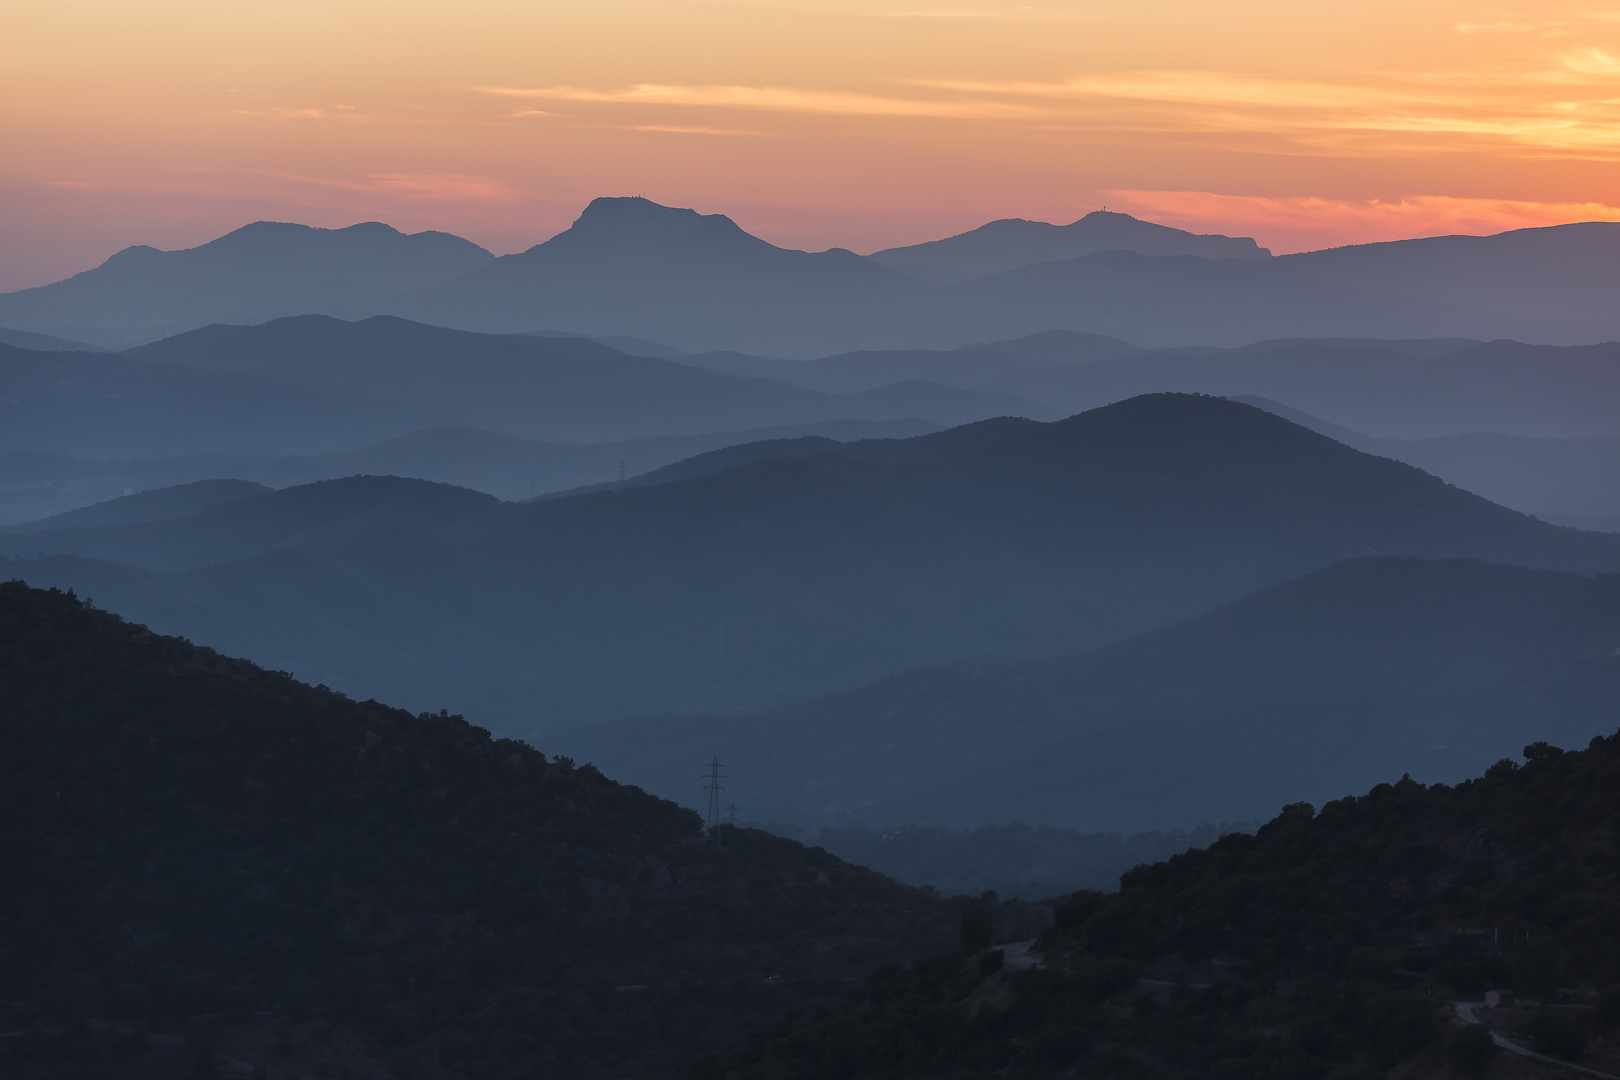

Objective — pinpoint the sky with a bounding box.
[4,0,1620,289]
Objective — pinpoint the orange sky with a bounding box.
[4,0,1620,289]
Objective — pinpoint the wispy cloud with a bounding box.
[474,42,1620,157]
[739,0,1097,20]
[224,104,368,122]
[633,125,772,136]
[909,64,1620,155]
[1455,20,1554,34]
[271,171,525,202]
[862,5,1098,20]
[475,84,1031,118]
[909,72,1415,109]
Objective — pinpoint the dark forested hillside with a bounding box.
[566,557,1620,832]
[676,734,1620,1079]
[0,583,953,1079]
[12,396,1620,729]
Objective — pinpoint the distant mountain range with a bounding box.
[564,557,1620,832]
[1236,396,1620,522]
[0,316,1041,460]
[9,395,1620,730]
[0,221,493,348]
[697,332,1620,441]
[0,419,942,528]
[868,209,1271,282]
[11,318,1620,529]
[5,198,1620,352]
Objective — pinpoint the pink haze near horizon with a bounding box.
[5,0,1620,290]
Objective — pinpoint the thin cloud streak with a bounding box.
[633,125,773,136]
[474,84,1033,118]
[260,171,527,202]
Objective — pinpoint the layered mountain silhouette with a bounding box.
[1237,396,1620,521]
[412,197,931,355]
[868,209,1271,283]
[0,221,493,348]
[128,314,1049,442]
[565,557,1620,832]
[9,395,1620,729]
[413,210,1620,350]
[0,342,423,458]
[0,318,1038,461]
[0,476,500,571]
[948,337,1620,439]
[7,199,1620,353]
[0,326,105,351]
[673,330,1143,393]
[0,478,268,535]
[0,419,942,528]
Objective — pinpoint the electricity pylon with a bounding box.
[701,756,725,836]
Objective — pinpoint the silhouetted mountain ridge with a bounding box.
[10,395,1620,728]
[0,221,493,347]
[125,315,1049,442]
[13,199,1620,352]
[0,418,945,527]
[564,557,1620,831]
[870,209,1271,283]
[0,476,500,571]
[0,479,269,536]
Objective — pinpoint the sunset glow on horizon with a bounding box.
[5,0,1620,288]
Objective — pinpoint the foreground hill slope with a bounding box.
[678,736,1620,1079]
[566,558,1620,831]
[0,583,952,1079]
[11,395,1620,728]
